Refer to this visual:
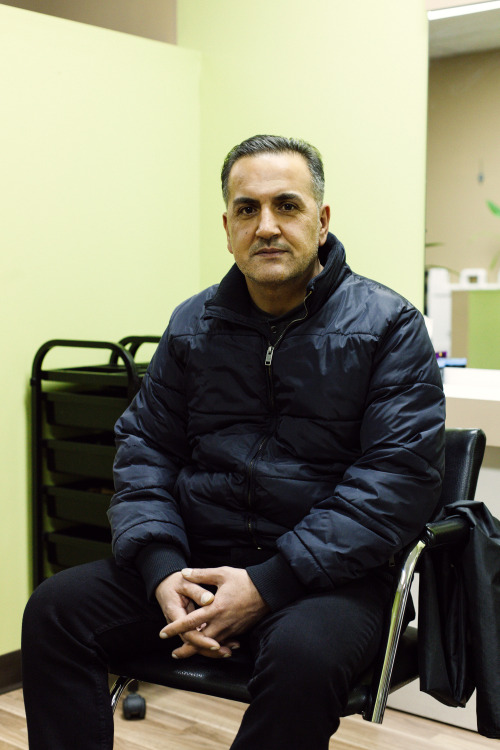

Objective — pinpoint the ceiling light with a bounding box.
[428,1,500,20]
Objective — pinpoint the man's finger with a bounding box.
[181,567,224,585]
[223,641,241,650]
[173,579,215,607]
[171,642,197,659]
[160,605,216,638]
[160,625,221,651]
[160,625,218,648]
[159,615,221,652]
[200,590,214,606]
[172,640,233,660]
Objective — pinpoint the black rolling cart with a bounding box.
[30,336,160,588]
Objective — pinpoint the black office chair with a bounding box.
[109,427,486,725]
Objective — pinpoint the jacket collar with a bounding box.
[205,232,349,319]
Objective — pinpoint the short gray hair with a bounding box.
[221,134,325,206]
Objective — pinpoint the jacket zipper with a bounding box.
[264,291,312,408]
[248,291,313,547]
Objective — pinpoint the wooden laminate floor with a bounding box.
[1,683,498,749]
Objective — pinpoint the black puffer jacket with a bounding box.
[109,234,445,608]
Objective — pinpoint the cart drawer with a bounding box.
[45,483,113,528]
[45,437,116,480]
[44,391,128,430]
[46,527,112,568]
[41,363,147,389]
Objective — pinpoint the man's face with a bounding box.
[223,152,330,298]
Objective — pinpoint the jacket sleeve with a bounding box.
[276,306,446,590]
[107,326,191,571]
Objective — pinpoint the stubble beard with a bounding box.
[244,248,321,291]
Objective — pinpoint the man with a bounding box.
[22,135,445,749]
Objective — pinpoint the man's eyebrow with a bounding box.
[273,192,304,204]
[231,192,305,207]
[232,196,260,207]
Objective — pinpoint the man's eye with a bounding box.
[238,206,256,215]
[281,203,296,211]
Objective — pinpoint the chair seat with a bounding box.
[109,429,486,726]
[111,647,253,704]
[110,626,418,717]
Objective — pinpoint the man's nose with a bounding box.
[256,207,279,239]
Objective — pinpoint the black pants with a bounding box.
[22,558,392,750]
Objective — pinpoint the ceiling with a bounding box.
[429,7,500,58]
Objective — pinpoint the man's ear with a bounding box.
[222,212,233,255]
[318,204,331,246]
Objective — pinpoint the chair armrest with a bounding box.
[422,516,469,548]
[366,514,470,723]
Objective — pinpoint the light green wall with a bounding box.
[177,0,429,307]
[0,5,200,655]
[1,0,430,657]
[469,291,500,369]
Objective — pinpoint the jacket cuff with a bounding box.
[247,553,307,612]
[135,543,188,600]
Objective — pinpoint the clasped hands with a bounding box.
[155,566,269,659]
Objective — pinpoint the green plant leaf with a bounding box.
[489,250,500,272]
[487,200,500,217]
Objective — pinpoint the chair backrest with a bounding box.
[438,428,486,512]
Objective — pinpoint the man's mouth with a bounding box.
[254,247,286,256]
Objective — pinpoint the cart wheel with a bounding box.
[123,692,146,720]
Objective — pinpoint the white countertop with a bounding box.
[450,283,500,291]
[443,368,500,445]
[443,367,500,401]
